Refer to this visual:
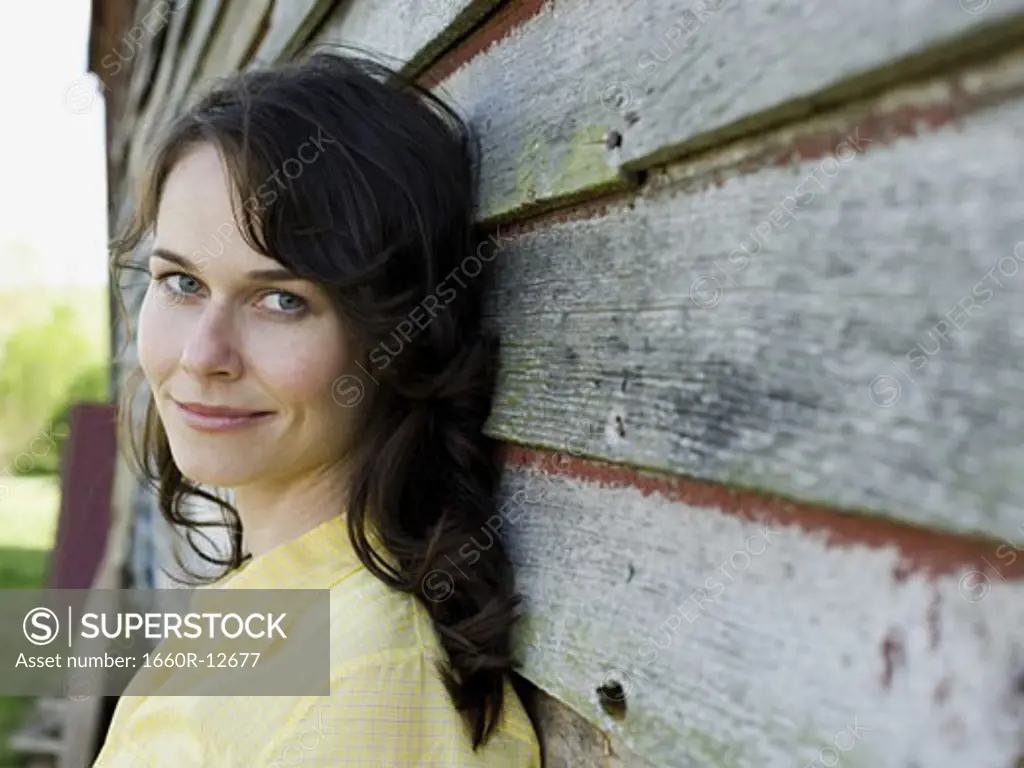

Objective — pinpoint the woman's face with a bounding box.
[138,144,361,489]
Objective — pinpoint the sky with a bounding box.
[0,1,109,287]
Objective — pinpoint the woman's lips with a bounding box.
[172,400,274,433]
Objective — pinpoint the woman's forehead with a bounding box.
[154,147,257,270]
[157,145,235,231]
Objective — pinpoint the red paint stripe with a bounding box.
[499,444,1024,582]
[418,0,549,87]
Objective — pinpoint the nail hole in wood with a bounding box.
[597,680,628,720]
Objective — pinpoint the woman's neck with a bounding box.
[232,463,349,558]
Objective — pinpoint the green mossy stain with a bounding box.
[551,124,618,198]
[508,125,623,217]
[514,130,550,207]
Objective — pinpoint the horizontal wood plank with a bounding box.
[309,0,502,76]
[431,0,628,222]
[481,87,1024,543]
[194,0,274,86]
[110,0,175,175]
[522,680,654,767]
[428,0,1024,221]
[120,0,170,117]
[493,459,1024,768]
[614,0,1024,169]
[165,0,225,109]
[123,0,194,189]
[250,0,337,66]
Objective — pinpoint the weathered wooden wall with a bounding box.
[92,0,1024,765]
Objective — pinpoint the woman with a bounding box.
[94,49,541,766]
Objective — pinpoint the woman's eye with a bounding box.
[156,272,202,296]
[260,291,308,315]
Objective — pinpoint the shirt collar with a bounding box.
[217,513,368,590]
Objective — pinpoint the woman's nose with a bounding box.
[179,303,242,380]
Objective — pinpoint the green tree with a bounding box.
[0,302,106,470]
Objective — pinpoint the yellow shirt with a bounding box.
[93,514,541,766]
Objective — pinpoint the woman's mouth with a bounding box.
[172,400,275,433]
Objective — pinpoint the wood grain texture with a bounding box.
[109,0,175,177]
[308,0,502,76]
[120,0,172,120]
[492,460,1024,768]
[194,0,274,87]
[525,685,655,767]
[481,89,1024,543]
[430,0,626,222]
[610,0,1024,170]
[124,0,194,191]
[428,0,1024,222]
[251,0,337,65]
[165,0,225,109]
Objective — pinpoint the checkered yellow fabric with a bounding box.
[92,515,541,766]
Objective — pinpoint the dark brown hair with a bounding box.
[110,49,521,748]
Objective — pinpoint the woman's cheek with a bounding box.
[260,348,336,402]
[137,289,181,383]
[246,319,348,402]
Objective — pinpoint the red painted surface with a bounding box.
[500,444,1024,582]
[418,0,549,86]
[48,402,117,590]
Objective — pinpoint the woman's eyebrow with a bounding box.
[151,247,300,281]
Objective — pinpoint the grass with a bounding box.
[0,475,61,767]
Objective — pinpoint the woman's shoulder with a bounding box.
[325,566,444,667]
[320,572,540,757]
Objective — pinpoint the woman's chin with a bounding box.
[170,451,255,489]
[179,466,249,489]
